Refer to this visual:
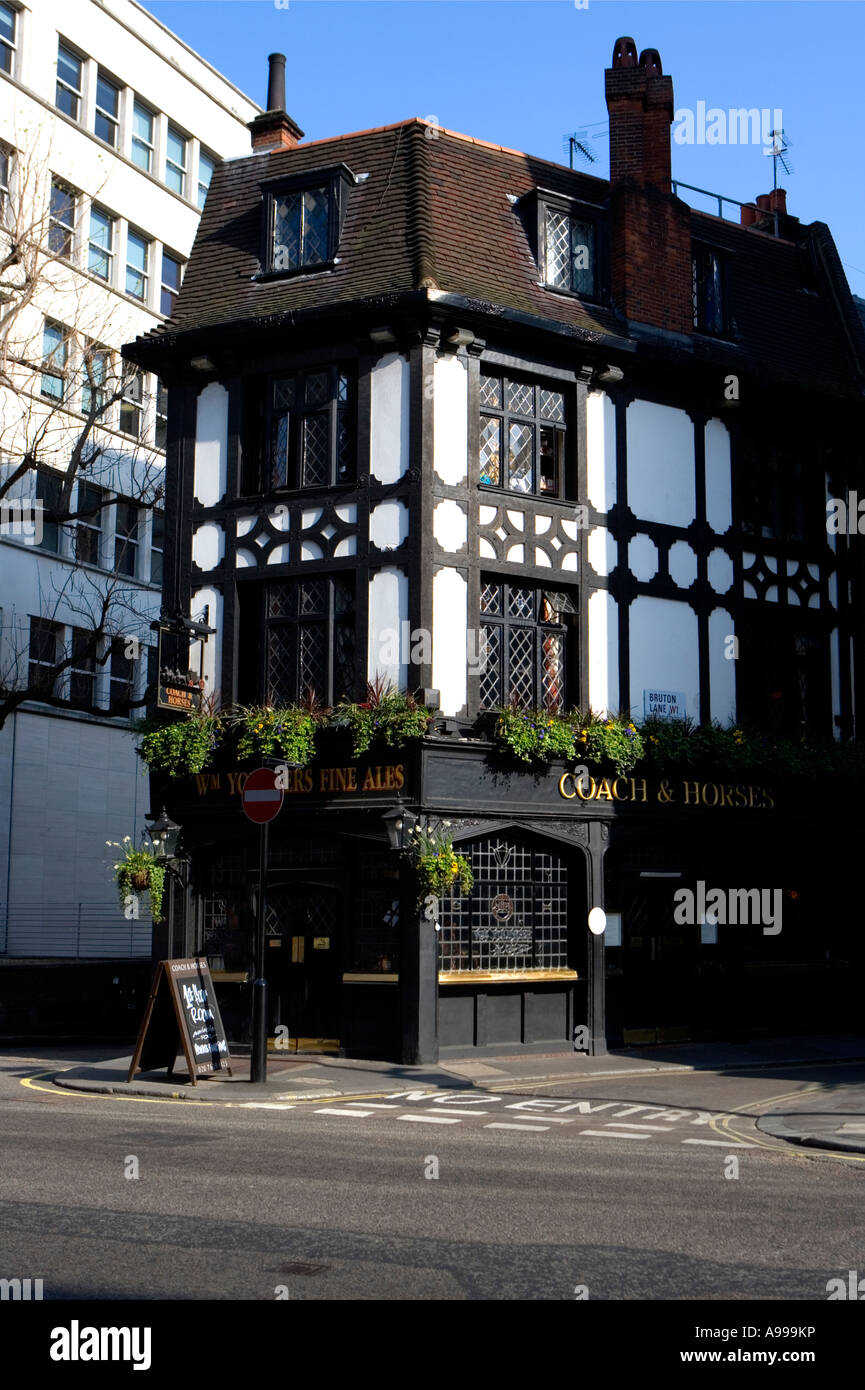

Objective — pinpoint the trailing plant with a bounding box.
[107,837,166,922]
[135,714,220,777]
[575,712,645,776]
[492,706,577,764]
[406,821,473,908]
[332,679,432,757]
[225,704,319,766]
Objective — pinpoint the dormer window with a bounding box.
[261,166,353,279]
[543,208,597,297]
[692,242,727,334]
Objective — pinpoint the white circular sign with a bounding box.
[587,907,607,936]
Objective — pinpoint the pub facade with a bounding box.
[125,41,865,1062]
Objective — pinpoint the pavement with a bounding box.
[41,1032,865,1153]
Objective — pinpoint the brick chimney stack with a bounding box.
[605,38,692,334]
[248,53,304,152]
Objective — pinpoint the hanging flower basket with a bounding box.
[107,837,166,922]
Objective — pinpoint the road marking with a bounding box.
[241,1102,296,1110]
[485,1122,550,1132]
[398,1114,462,1125]
[581,1129,650,1139]
[683,1139,758,1147]
[602,1123,672,1132]
[358,1102,399,1109]
[421,1107,488,1117]
[314,1107,376,1117]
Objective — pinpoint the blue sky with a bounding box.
[146,1,865,296]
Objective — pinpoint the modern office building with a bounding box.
[0,0,258,1030]
[126,42,865,1061]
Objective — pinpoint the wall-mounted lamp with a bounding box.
[382,803,418,853]
[145,807,182,862]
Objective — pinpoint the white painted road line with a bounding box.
[485,1122,550,1132]
[359,1103,399,1109]
[398,1114,463,1125]
[421,1108,489,1117]
[314,1107,377,1117]
[603,1123,675,1132]
[241,1102,296,1110]
[581,1129,651,1139]
[682,1139,759,1148]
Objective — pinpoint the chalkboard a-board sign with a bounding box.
[127,957,232,1085]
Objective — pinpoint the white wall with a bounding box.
[432,567,467,716]
[367,567,408,691]
[194,383,229,505]
[370,353,409,483]
[433,354,468,486]
[629,597,699,722]
[627,400,695,527]
[588,588,619,715]
[586,390,616,513]
[708,608,736,724]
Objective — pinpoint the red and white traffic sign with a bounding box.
[241,767,284,824]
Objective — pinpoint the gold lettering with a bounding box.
[559,772,576,800]
[735,784,747,808]
[576,775,597,801]
[720,784,734,808]
[346,767,357,791]
[595,778,613,800]
[701,782,719,807]
[319,769,330,793]
[195,774,209,796]
[629,777,648,803]
[611,777,629,801]
[362,767,376,791]
[762,786,774,809]
[748,785,756,808]
[334,768,348,792]
[393,764,404,790]
[682,780,700,805]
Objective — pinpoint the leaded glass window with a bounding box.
[254,365,354,493]
[692,243,725,334]
[438,835,569,974]
[480,373,566,496]
[272,185,330,272]
[543,209,596,297]
[479,579,573,712]
[265,575,356,705]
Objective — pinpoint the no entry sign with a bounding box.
[241,767,284,824]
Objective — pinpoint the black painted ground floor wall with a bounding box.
[149,742,865,1062]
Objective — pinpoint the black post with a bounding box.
[587,821,608,1057]
[251,820,269,1082]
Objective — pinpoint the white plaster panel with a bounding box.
[629,597,699,723]
[433,354,468,486]
[534,549,552,568]
[588,589,619,715]
[194,383,229,506]
[628,533,657,582]
[370,353,410,483]
[370,499,410,552]
[432,568,467,716]
[479,537,496,559]
[708,608,736,724]
[236,516,256,538]
[587,390,616,514]
[708,548,734,594]
[302,509,323,528]
[506,510,525,532]
[368,567,408,689]
[191,523,224,572]
[433,500,467,553]
[562,553,578,572]
[334,537,357,558]
[335,504,357,524]
[506,543,525,563]
[301,541,324,560]
[627,400,695,526]
[534,515,552,534]
[192,586,222,700]
[267,544,290,564]
[479,505,498,525]
[668,540,697,589]
[705,418,732,534]
[235,549,256,568]
[589,526,617,578]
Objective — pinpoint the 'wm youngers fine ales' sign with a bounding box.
[191,764,407,798]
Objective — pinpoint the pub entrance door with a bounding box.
[265,884,341,1049]
[620,876,697,1044]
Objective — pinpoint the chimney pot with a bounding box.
[612,36,638,68]
[266,52,287,113]
[756,194,772,211]
[769,187,787,215]
[740,203,758,227]
[639,48,663,75]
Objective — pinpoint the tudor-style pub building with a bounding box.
[125,41,865,1062]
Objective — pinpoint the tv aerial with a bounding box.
[765,128,793,190]
[563,121,608,169]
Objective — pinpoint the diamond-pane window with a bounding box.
[305,373,328,407]
[507,381,534,417]
[299,624,327,695]
[478,625,501,709]
[266,576,356,705]
[479,579,573,712]
[508,422,533,492]
[544,208,596,297]
[508,585,534,620]
[274,378,294,410]
[539,389,564,422]
[272,184,330,272]
[257,367,355,492]
[302,414,329,486]
[480,375,502,409]
[300,580,327,615]
[479,372,566,498]
[479,418,501,487]
[480,581,502,615]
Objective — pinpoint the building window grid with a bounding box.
[94,70,120,148]
[198,150,215,210]
[160,251,183,316]
[165,126,187,196]
[48,179,76,258]
[109,636,135,711]
[28,617,63,695]
[125,229,150,302]
[69,627,96,706]
[119,370,143,437]
[81,344,109,417]
[439,838,569,974]
[34,468,62,552]
[0,145,10,212]
[75,482,103,565]
[150,508,164,584]
[154,381,168,451]
[0,2,16,75]
[692,244,725,334]
[479,580,568,713]
[479,374,565,497]
[131,101,154,172]
[88,206,114,282]
[40,321,67,401]
[114,500,139,577]
[56,43,83,122]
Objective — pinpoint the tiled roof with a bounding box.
[141,118,865,399]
